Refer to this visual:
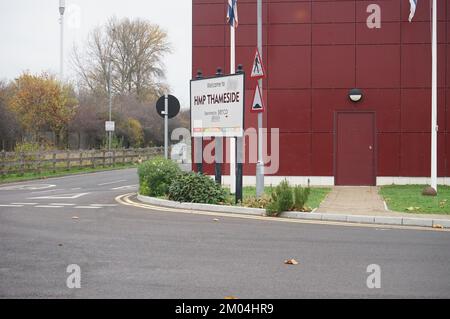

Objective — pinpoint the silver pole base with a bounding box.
[256,161,265,197]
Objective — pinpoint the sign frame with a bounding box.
[251,84,264,113]
[250,48,265,79]
[105,121,115,132]
[190,72,245,138]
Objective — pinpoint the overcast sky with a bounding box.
[0,0,192,107]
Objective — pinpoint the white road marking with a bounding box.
[0,204,23,207]
[35,205,63,208]
[70,188,81,191]
[90,204,118,207]
[75,206,101,209]
[31,189,65,194]
[11,203,38,205]
[0,184,56,191]
[112,185,138,190]
[49,203,75,206]
[98,180,127,186]
[29,193,90,200]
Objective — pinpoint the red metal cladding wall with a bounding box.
[192,0,450,178]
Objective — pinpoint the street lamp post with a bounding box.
[59,0,65,81]
[107,29,116,151]
[108,61,112,150]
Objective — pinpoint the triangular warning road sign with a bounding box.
[251,48,265,79]
[251,84,264,113]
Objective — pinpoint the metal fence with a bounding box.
[0,147,164,176]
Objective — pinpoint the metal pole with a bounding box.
[215,68,223,184]
[431,0,438,193]
[230,24,236,194]
[108,63,112,150]
[59,1,65,81]
[164,94,169,159]
[256,0,264,197]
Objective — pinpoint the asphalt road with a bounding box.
[0,169,449,298]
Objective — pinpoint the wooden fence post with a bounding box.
[20,152,24,175]
[0,151,5,178]
[79,151,83,169]
[66,151,71,170]
[37,152,41,175]
[102,150,106,168]
[52,152,56,173]
[91,150,95,169]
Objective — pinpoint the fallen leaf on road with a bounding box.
[433,224,444,229]
[224,296,238,299]
[284,259,299,265]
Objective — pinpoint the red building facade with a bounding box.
[192,0,450,186]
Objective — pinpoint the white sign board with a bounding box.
[190,73,245,137]
[105,121,115,132]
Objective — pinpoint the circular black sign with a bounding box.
[156,95,180,119]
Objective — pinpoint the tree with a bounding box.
[8,73,77,147]
[72,17,171,102]
[0,81,22,150]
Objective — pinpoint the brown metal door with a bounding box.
[335,112,376,186]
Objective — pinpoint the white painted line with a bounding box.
[90,204,118,207]
[49,203,75,206]
[71,188,81,190]
[98,180,127,186]
[29,193,90,200]
[35,205,63,208]
[0,184,56,191]
[74,206,101,209]
[11,203,38,205]
[0,204,23,207]
[31,189,65,194]
[112,185,138,190]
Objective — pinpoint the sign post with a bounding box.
[190,72,245,203]
[255,0,265,198]
[156,94,181,160]
[164,95,168,159]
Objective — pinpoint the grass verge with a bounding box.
[380,185,450,214]
[0,163,138,184]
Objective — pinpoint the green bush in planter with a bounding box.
[168,172,227,204]
[266,179,294,216]
[138,157,181,197]
[293,185,311,211]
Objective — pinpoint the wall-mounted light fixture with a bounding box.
[349,88,363,103]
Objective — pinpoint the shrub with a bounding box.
[266,180,293,216]
[241,194,272,209]
[168,172,227,204]
[138,157,181,197]
[293,185,311,211]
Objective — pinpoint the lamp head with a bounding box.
[59,0,65,15]
[349,88,363,103]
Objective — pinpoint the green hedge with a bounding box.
[168,172,227,204]
[138,157,181,197]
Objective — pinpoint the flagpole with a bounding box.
[431,0,437,193]
[230,20,236,194]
